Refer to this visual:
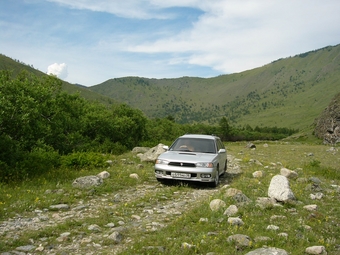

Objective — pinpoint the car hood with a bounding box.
[158,151,216,162]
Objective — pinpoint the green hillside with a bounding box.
[2,44,340,131]
[89,44,340,130]
[0,54,117,105]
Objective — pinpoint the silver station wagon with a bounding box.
[154,134,227,187]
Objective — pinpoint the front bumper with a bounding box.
[154,164,216,183]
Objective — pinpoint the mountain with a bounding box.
[89,44,340,130]
[0,54,117,106]
[2,44,340,131]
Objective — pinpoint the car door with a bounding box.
[216,139,227,171]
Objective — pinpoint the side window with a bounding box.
[217,139,225,150]
[216,139,221,151]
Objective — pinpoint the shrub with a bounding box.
[60,152,109,169]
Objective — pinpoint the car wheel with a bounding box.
[220,159,227,176]
[210,168,219,187]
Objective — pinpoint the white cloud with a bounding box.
[126,0,340,74]
[47,63,68,80]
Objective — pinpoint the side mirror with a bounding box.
[218,149,226,153]
[163,146,169,150]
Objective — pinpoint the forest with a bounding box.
[0,71,297,182]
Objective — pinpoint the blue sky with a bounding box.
[1,0,340,86]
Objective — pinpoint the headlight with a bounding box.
[156,159,169,165]
[196,162,214,168]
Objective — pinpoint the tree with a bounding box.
[218,117,232,141]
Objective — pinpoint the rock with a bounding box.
[209,199,226,211]
[227,217,244,226]
[107,231,123,244]
[310,193,324,200]
[280,167,298,179]
[249,159,263,166]
[245,247,289,255]
[304,204,318,211]
[88,224,102,232]
[256,197,277,209]
[199,217,209,222]
[72,175,103,189]
[138,144,167,162]
[132,147,151,153]
[16,245,36,252]
[254,236,272,242]
[106,160,113,165]
[143,246,166,253]
[49,204,69,210]
[326,147,338,153]
[305,245,327,254]
[270,215,287,222]
[246,142,256,149]
[106,223,115,228]
[252,170,263,178]
[268,175,296,202]
[223,205,238,216]
[224,188,242,197]
[314,93,340,144]
[310,177,322,184]
[266,225,279,231]
[97,171,110,179]
[278,232,288,238]
[181,242,196,249]
[129,173,139,179]
[227,234,252,247]
[233,193,251,204]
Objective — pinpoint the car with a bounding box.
[154,134,227,187]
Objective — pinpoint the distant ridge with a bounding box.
[1,44,340,130]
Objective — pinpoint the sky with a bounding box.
[1,0,340,87]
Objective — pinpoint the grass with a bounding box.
[0,141,339,254]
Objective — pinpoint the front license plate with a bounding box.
[171,172,191,178]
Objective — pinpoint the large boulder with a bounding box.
[138,144,167,162]
[314,92,340,144]
[268,175,295,202]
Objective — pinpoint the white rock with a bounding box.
[223,205,238,216]
[129,173,139,179]
[97,171,110,179]
[303,204,318,211]
[305,245,327,254]
[268,175,295,202]
[209,199,226,211]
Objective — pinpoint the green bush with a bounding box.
[60,152,109,169]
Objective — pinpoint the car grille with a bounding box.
[168,162,196,167]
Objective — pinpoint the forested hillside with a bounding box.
[89,44,340,130]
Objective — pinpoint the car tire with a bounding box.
[210,168,219,187]
[220,159,227,176]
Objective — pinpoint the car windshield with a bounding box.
[170,138,216,154]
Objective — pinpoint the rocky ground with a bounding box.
[0,155,241,255]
